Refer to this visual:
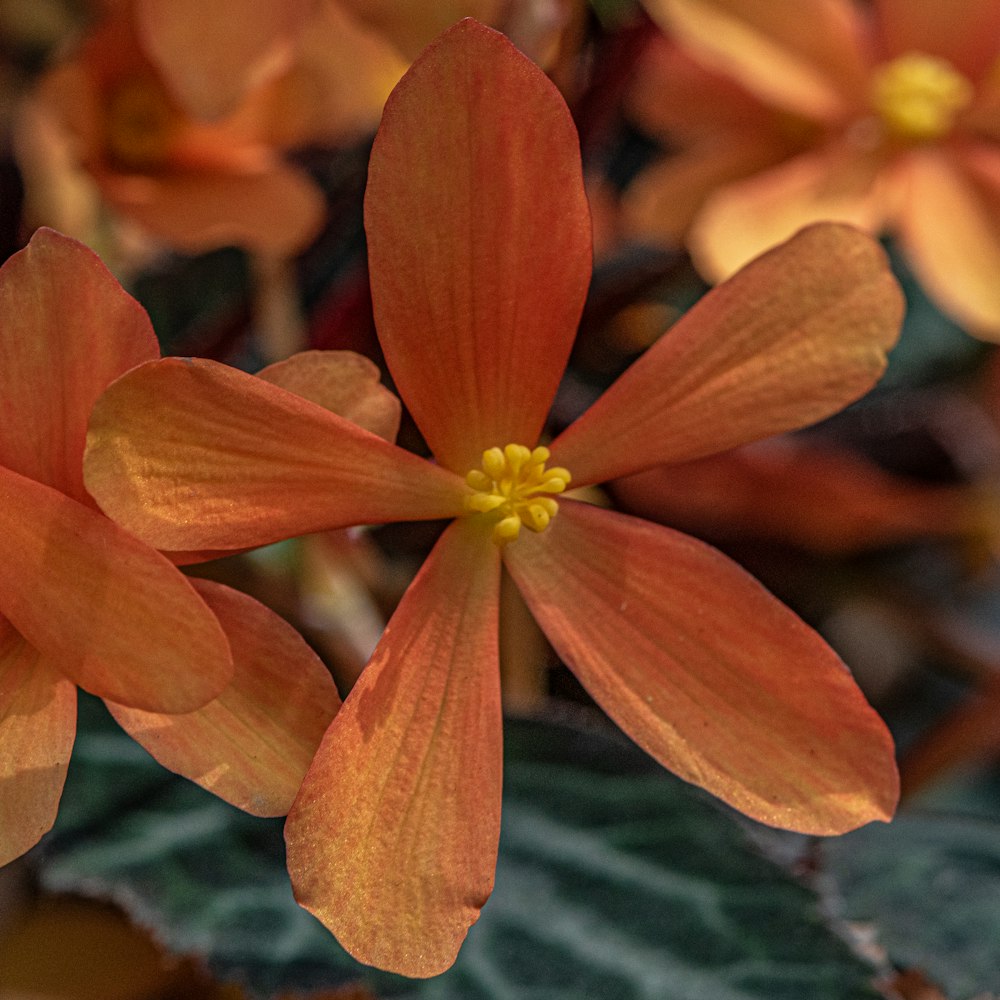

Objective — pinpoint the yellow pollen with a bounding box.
[465,443,571,545]
[105,74,181,171]
[870,52,973,143]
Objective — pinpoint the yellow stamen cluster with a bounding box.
[106,75,180,171]
[465,444,571,545]
[870,52,973,143]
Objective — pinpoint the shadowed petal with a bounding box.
[896,147,1000,338]
[365,19,591,475]
[644,0,868,119]
[612,438,970,554]
[85,357,467,552]
[286,518,502,978]
[109,579,340,816]
[97,166,324,255]
[0,466,232,713]
[136,0,312,120]
[551,223,902,486]
[505,501,899,834]
[258,350,401,442]
[0,621,77,867]
[0,229,158,503]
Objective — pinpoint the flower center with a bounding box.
[870,52,973,143]
[105,74,181,171]
[465,443,571,545]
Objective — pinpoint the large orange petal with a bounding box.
[109,579,340,817]
[895,147,1000,339]
[643,0,869,120]
[873,0,1000,80]
[257,350,401,442]
[0,229,158,504]
[504,501,899,834]
[135,0,312,120]
[551,223,902,486]
[85,357,467,552]
[689,144,888,281]
[365,19,591,475]
[285,518,502,978]
[0,621,77,867]
[97,165,323,255]
[0,466,232,713]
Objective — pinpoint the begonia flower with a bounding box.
[84,20,902,976]
[0,228,344,868]
[628,0,1000,337]
[20,0,404,253]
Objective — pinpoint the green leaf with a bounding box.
[824,805,1000,998]
[40,696,881,999]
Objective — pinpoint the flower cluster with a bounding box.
[70,20,904,977]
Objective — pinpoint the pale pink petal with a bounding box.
[286,519,502,978]
[109,579,340,816]
[0,466,232,713]
[85,358,467,552]
[0,620,77,867]
[643,0,870,120]
[894,146,1000,338]
[551,223,902,486]
[365,19,591,475]
[504,501,899,834]
[0,229,158,504]
[257,350,401,442]
[135,0,312,120]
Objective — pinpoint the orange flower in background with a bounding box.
[19,0,406,253]
[0,228,343,868]
[85,21,902,977]
[627,0,1000,337]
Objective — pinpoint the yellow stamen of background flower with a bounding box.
[465,444,571,545]
[870,52,973,143]
[105,74,181,171]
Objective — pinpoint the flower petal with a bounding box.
[0,465,232,712]
[365,18,591,475]
[109,579,340,816]
[341,0,505,61]
[85,357,467,552]
[285,518,503,978]
[504,501,899,834]
[135,0,312,120]
[97,165,324,255]
[257,350,401,442]
[874,0,1000,80]
[0,620,76,867]
[895,147,1000,338]
[0,229,158,503]
[551,223,902,486]
[612,438,971,554]
[689,144,888,281]
[643,0,868,119]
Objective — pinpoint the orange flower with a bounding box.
[0,228,342,868]
[85,21,902,976]
[21,0,407,253]
[628,0,1000,337]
